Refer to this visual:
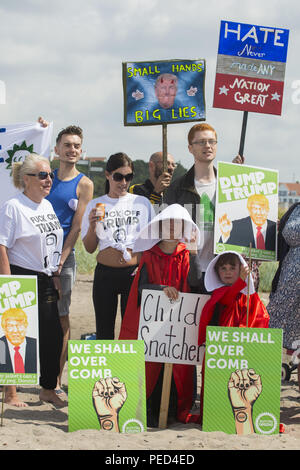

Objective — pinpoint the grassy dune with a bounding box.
[75,238,278,292]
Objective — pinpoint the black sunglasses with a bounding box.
[26,171,55,180]
[112,172,134,182]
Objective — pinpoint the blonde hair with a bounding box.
[247,194,269,211]
[12,153,50,189]
[1,308,28,329]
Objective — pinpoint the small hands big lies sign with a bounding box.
[123,59,206,126]
[213,20,289,115]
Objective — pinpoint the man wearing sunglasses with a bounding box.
[129,151,177,206]
[38,117,93,395]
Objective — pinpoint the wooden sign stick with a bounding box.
[158,363,173,429]
[246,242,252,327]
[239,111,248,157]
[162,123,168,173]
[1,388,4,427]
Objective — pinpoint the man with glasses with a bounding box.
[165,123,243,294]
[129,151,177,206]
[38,117,93,394]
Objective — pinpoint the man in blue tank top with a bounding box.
[40,118,94,393]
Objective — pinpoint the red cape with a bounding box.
[119,243,197,423]
[198,277,270,423]
[198,277,270,345]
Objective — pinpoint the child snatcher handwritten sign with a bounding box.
[138,289,209,365]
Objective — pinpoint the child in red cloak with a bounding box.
[119,204,202,427]
[198,251,270,423]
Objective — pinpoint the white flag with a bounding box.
[0,121,53,208]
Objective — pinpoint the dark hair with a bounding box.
[105,152,134,194]
[56,125,83,144]
[214,253,241,273]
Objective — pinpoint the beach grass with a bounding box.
[75,238,97,274]
[75,239,278,292]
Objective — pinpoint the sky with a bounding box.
[0,0,299,182]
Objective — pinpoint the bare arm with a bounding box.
[0,245,11,275]
[82,206,99,254]
[59,176,94,269]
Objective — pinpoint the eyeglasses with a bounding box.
[112,172,134,182]
[26,171,55,180]
[191,140,217,147]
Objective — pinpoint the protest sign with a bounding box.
[0,122,53,209]
[214,161,278,261]
[213,20,289,115]
[203,326,283,435]
[68,340,147,433]
[123,59,206,126]
[138,289,209,365]
[0,275,39,386]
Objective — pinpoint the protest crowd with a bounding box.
[0,115,299,437]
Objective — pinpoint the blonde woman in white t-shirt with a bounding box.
[0,154,65,408]
[82,152,154,339]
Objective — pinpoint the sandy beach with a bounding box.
[0,274,299,451]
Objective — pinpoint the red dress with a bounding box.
[119,243,197,423]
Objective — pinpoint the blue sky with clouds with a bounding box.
[0,0,299,182]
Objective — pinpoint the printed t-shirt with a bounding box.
[194,178,216,271]
[81,193,155,253]
[0,192,63,276]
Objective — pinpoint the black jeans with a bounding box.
[10,265,63,390]
[92,263,137,340]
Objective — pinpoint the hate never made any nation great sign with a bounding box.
[213,20,289,115]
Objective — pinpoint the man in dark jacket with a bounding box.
[165,122,243,293]
[129,151,176,205]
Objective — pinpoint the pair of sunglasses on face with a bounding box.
[27,171,55,180]
[111,172,134,182]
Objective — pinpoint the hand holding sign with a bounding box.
[92,377,127,432]
[163,286,179,302]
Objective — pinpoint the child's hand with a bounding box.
[163,286,179,302]
[240,264,250,281]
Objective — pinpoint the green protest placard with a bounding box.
[203,326,282,435]
[0,275,39,386]
[214,161,278,260]
[68,340,146,433]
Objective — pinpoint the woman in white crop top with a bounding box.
[82,152,154,339]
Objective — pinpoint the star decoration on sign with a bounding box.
[271,92,281,101]
[219,85,229,95]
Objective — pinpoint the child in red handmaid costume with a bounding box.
[119,204,202,427]
[198,251,270,423]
